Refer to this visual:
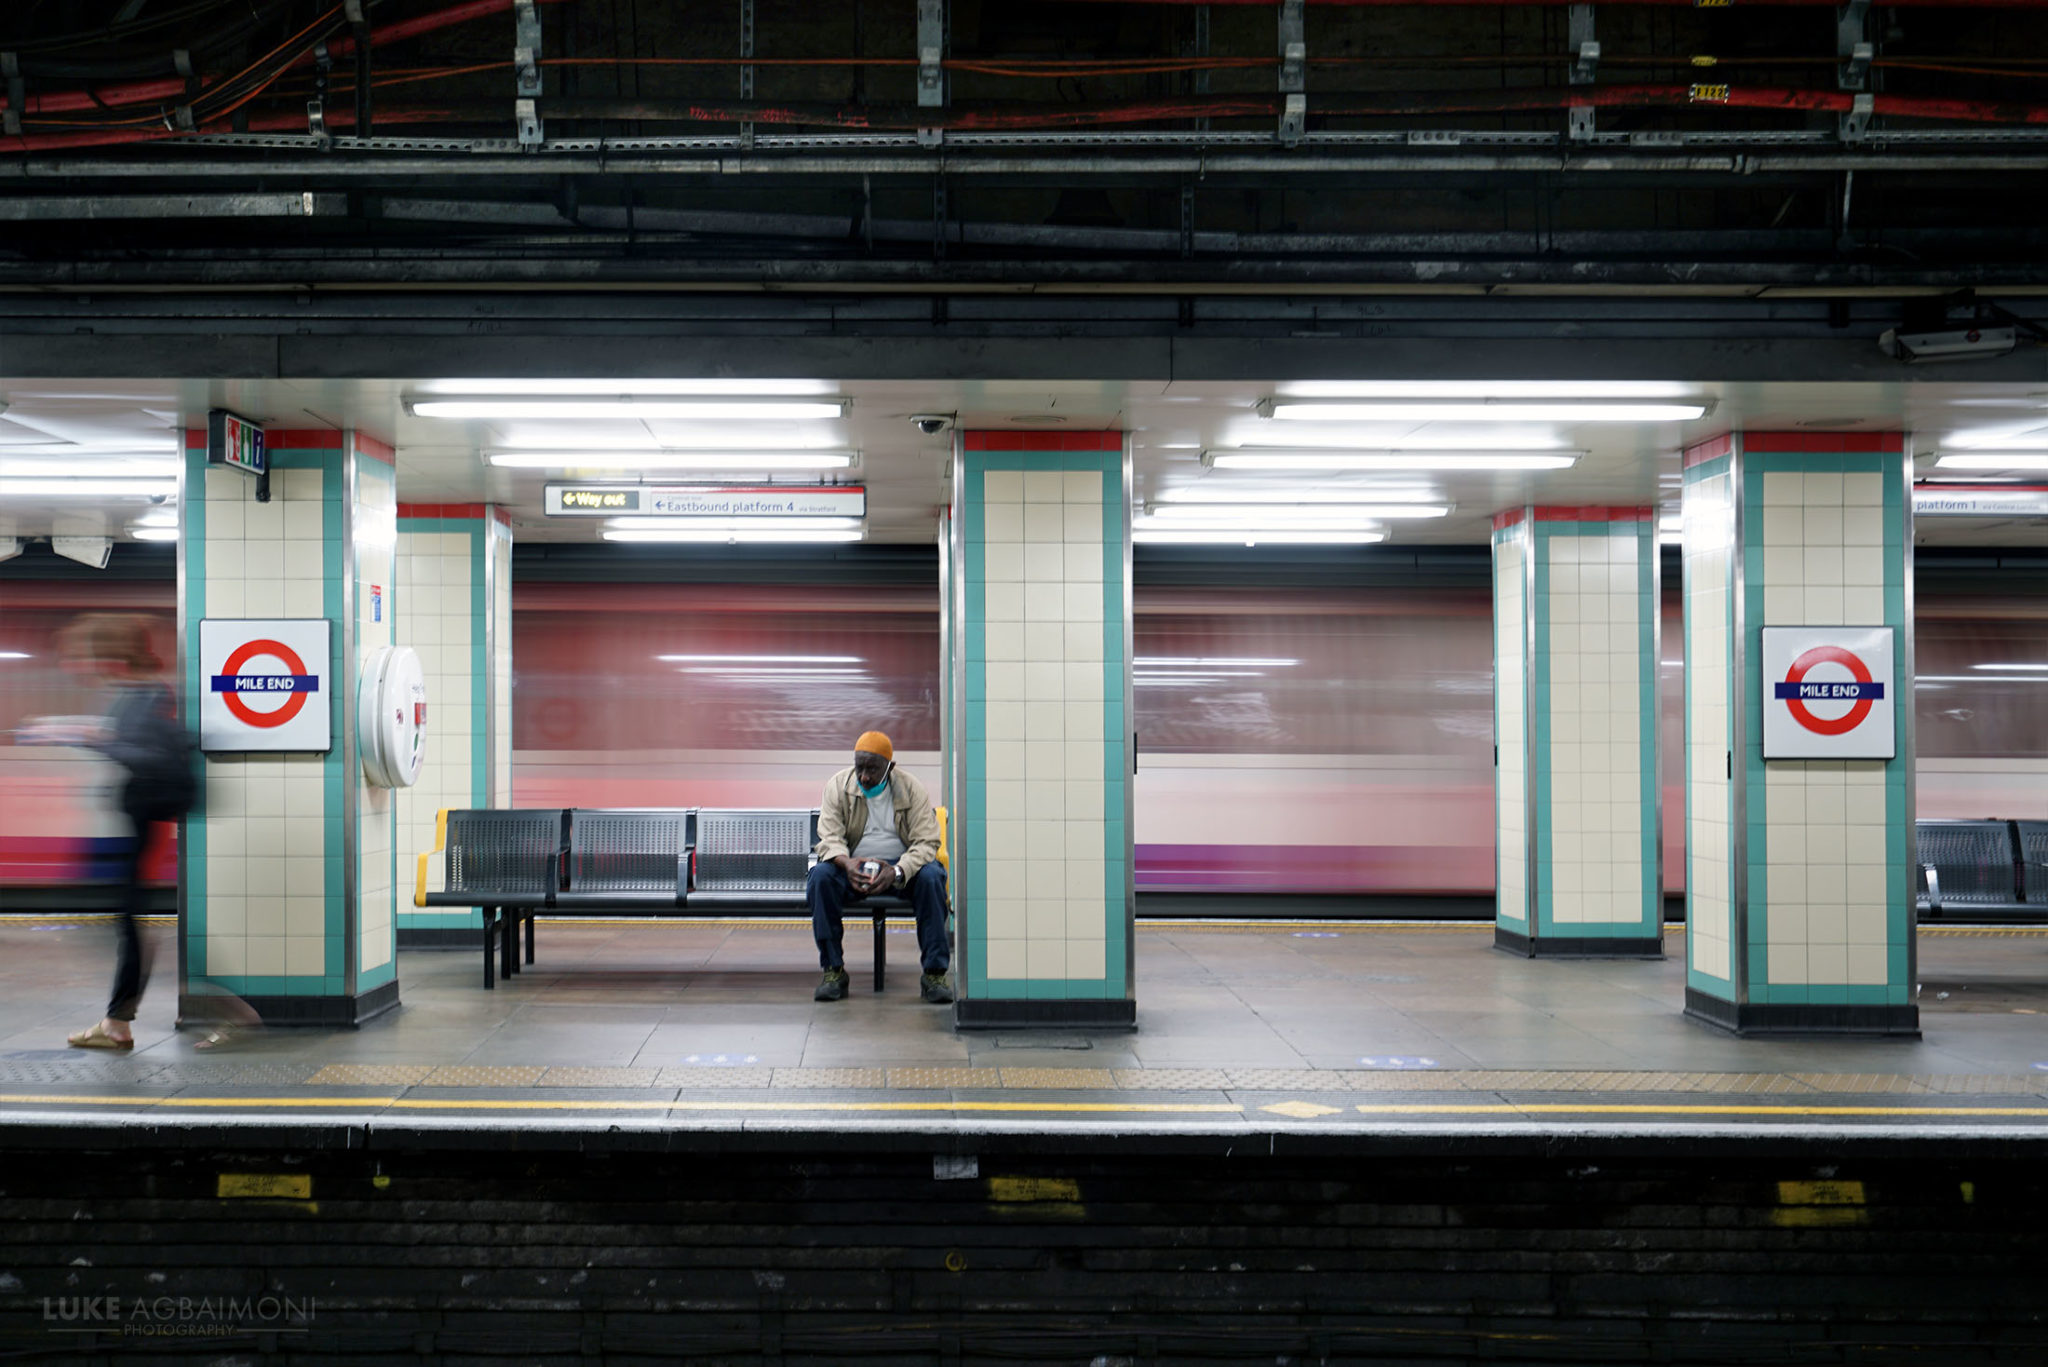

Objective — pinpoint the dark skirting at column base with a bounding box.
[397,926,480,949]
[954,998,1137,1031]
[1496,926,1662,958]
[1685,988,1919,1038]
[184,978,401,1029]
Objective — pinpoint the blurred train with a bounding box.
[5,549,2046,907]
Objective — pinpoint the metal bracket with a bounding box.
[1568,5,1596,139]
[513,0,542,147]
[1277,0,1305,147]
[1569,5,1598,82]
[514,0,542,96]
[916,0,946,149]
[1837,0,1871,89]
[1180,181,1195,258]
[738,0,755,149]
[1839,91,1873,143]
[306,98,328,145]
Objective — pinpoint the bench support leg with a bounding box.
[873,910,886,993]
[483,907,497,990]
[502,908,518,978]
[526,911,536,966]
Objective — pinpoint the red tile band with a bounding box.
[1491,509,1528,531]
[964,431,1123,452]
[1738,431,1905,455]
[1532,506,1654,522]
[1682,433,1735,468]
[398,502,490,520]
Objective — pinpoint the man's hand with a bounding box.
[836,855,893,896]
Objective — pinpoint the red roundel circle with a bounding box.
[220,639,312,728]
[1781,645,1874,737]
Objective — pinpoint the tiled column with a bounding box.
[1680,432,1918,1036]
[948,431,1134,1028]
[178,429,400,1025]
[1491,508,1662,958]
[394,503,514,946]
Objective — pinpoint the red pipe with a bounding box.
[1,0,572,119]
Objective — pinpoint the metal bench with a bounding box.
[1915,818,2039,920]
[419,806,916,990]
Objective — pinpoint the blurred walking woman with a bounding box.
[59,615,193,1050]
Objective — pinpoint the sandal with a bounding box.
[67,1023,134,1051]
[192,1026,239,1052]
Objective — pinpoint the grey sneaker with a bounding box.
[814,968,849,1002]
[920,973,955,1004]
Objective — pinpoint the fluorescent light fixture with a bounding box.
[1262,400,1706,423]
[0,479,177,498]
[0,651,30,660]
[1278,381,1700,399]
[660,654,863,664]
[414,379,839,396]
[1137,656,1298,667]
[411,398,848,421]
[1156,486,1442,504]
[488,450,855,471]
[1658,513,1682,531]
[1146,503,1446,521]
[0,457,181,477]
[1971,662,2048,671]
[1935,454,2048,470]
[130,527,178,541]
[1132,529,1386,546]
[609,517,862,532]
[1205,450,1579,472]
[1939,428,2048,451]
[1133,670,1265,679]
[1917,674,2048,684]
[603,528,862,544]
[133,509,179,528]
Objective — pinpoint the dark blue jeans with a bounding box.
[807,860,951,975]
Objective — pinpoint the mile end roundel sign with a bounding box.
[198,618,333,753]
[1760,625,1896,761]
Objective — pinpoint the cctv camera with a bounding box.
[910,414,955,436]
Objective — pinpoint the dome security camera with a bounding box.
[910,413,955,436]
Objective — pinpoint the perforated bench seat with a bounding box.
[417,806,926,990]
[1915,818,2048,921]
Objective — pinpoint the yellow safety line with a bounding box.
[4,1092,2048,1120]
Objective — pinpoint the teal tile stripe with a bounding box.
[1739,449,1910,1007]
[961,450,1126,1003]
[1683,453,1736,998]
[1526,519,1659,940]
[181,441,352,997]
[356,455,398,993]
[395,514,494,933]
[1489,521,1525,930]
[1531,522,1553,934]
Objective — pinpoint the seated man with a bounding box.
[807,730,952,1004]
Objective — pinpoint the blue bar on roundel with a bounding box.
[1772,681,1882,701]
[210,674,320,693]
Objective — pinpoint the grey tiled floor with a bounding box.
[2,916,2044,1079]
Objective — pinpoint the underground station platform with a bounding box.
[4,919,2048,1364]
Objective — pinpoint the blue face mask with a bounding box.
[859,772,890,800]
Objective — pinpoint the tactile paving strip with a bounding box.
[996,1068,1117,1090]
[304,1064,433,1086]
[658,1066,773,1088]
[536,1067,661,1088]
[420,1065,548,1088]
[885,1068,1002,1090]
[771,1068,886,1089]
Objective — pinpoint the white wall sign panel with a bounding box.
[545,484,865,517]
[198,618,333,752]
[1760,625,1896,760]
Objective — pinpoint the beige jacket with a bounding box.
[814,764,941,882]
